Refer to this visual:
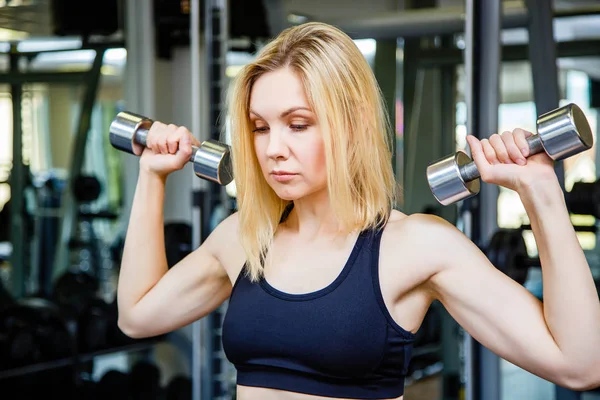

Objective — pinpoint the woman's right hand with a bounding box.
[138,122,202,179]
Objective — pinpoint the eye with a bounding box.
[290,124,308,132]
[252,127,269,133]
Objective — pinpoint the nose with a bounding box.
[265,128,289,160]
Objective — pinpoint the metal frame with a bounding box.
[418,39,600,68]
[190,1,204,399]
[374,39,397,176]
[191,0,231,399]
[9,44,25,298]
[438,34,461,400]
[7,43,107,297]
[525,0,564,189]
[463,0,502,399]
[50,47,105,283]
[325,2,600,40]
[0,71,88,83]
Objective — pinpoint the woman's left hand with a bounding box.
[466,129,557,193]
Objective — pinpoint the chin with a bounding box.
[274,189,304,201]
[268,184,304,201]
[272,184,325,202]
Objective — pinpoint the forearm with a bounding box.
[520,177,600,371]
[117,171,169,315]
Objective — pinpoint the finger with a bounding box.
[167,128,181,154]
[157,125,176,154]
[489,133,510,164]
[146,121,165,152]
[157,134,168,154]
[481,139,499,165]
[180,126,200,148]
[466,135,492,177]
[176,127,194,159]
[190,135,201,148]
[512,128,531,157]
[501,131,526,165]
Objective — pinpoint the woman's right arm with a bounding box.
[116,122,235,338]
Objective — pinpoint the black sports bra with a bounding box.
[222,221,416,398]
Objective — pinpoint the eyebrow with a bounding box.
[249,106,313,120]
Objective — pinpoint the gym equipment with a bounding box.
[164,222,192,268]
[97,369,131,400]
[485,228,540,285]
[72,174,102,203]
[0,279,13,306]
[53,271,99,315]
[129,360,163,400]
[427,103,593,205]
[0,297,75,369]
[53,271,134,351]
[566,178,600,219]
[166,375,193,400]
[78,297,117,352]
[109,111,233,186]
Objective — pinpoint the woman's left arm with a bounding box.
[425,130,600,391]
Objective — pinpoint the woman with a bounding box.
[116,22,600,399]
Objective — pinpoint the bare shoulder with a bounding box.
[203,211,247,285]
[380,210,469,278]
[384,209,459,239]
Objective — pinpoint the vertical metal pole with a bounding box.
[439,40,460,400]
[202,1,230,398]
[374,39,397,176]
[191,1,203,400]
[439,35,459,226]
[526,2,572,397]
[464,0,502,399]
[401,0,435,215]
[202,2,215,396]
[524,0,564,190]
[9,45,25,298]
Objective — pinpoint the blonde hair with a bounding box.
[227,22,397,282]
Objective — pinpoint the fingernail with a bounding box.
[517,158,526,165]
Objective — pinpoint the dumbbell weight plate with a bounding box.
[109,111,152,156]
[426,151,480,206]
[537,103,593,161]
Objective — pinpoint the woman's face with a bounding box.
[249,66,328,201]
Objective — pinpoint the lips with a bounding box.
[271,171,296,175]
[270,171,297,182]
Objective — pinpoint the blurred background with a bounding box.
[0,0,598,399]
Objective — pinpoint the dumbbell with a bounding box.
[109,111,233,186]
[427,103,594,205]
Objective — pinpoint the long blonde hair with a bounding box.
[227,22,397,282]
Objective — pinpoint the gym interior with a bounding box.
[0,0,599,399]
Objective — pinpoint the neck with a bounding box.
[283,189,345,239]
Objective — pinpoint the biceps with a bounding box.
[429,254,566,381]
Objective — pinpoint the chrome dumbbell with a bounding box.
[427,103,594,206]
[109,111,233,186]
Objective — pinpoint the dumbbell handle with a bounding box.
[458,134,544,182]
[133,126,202,163]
